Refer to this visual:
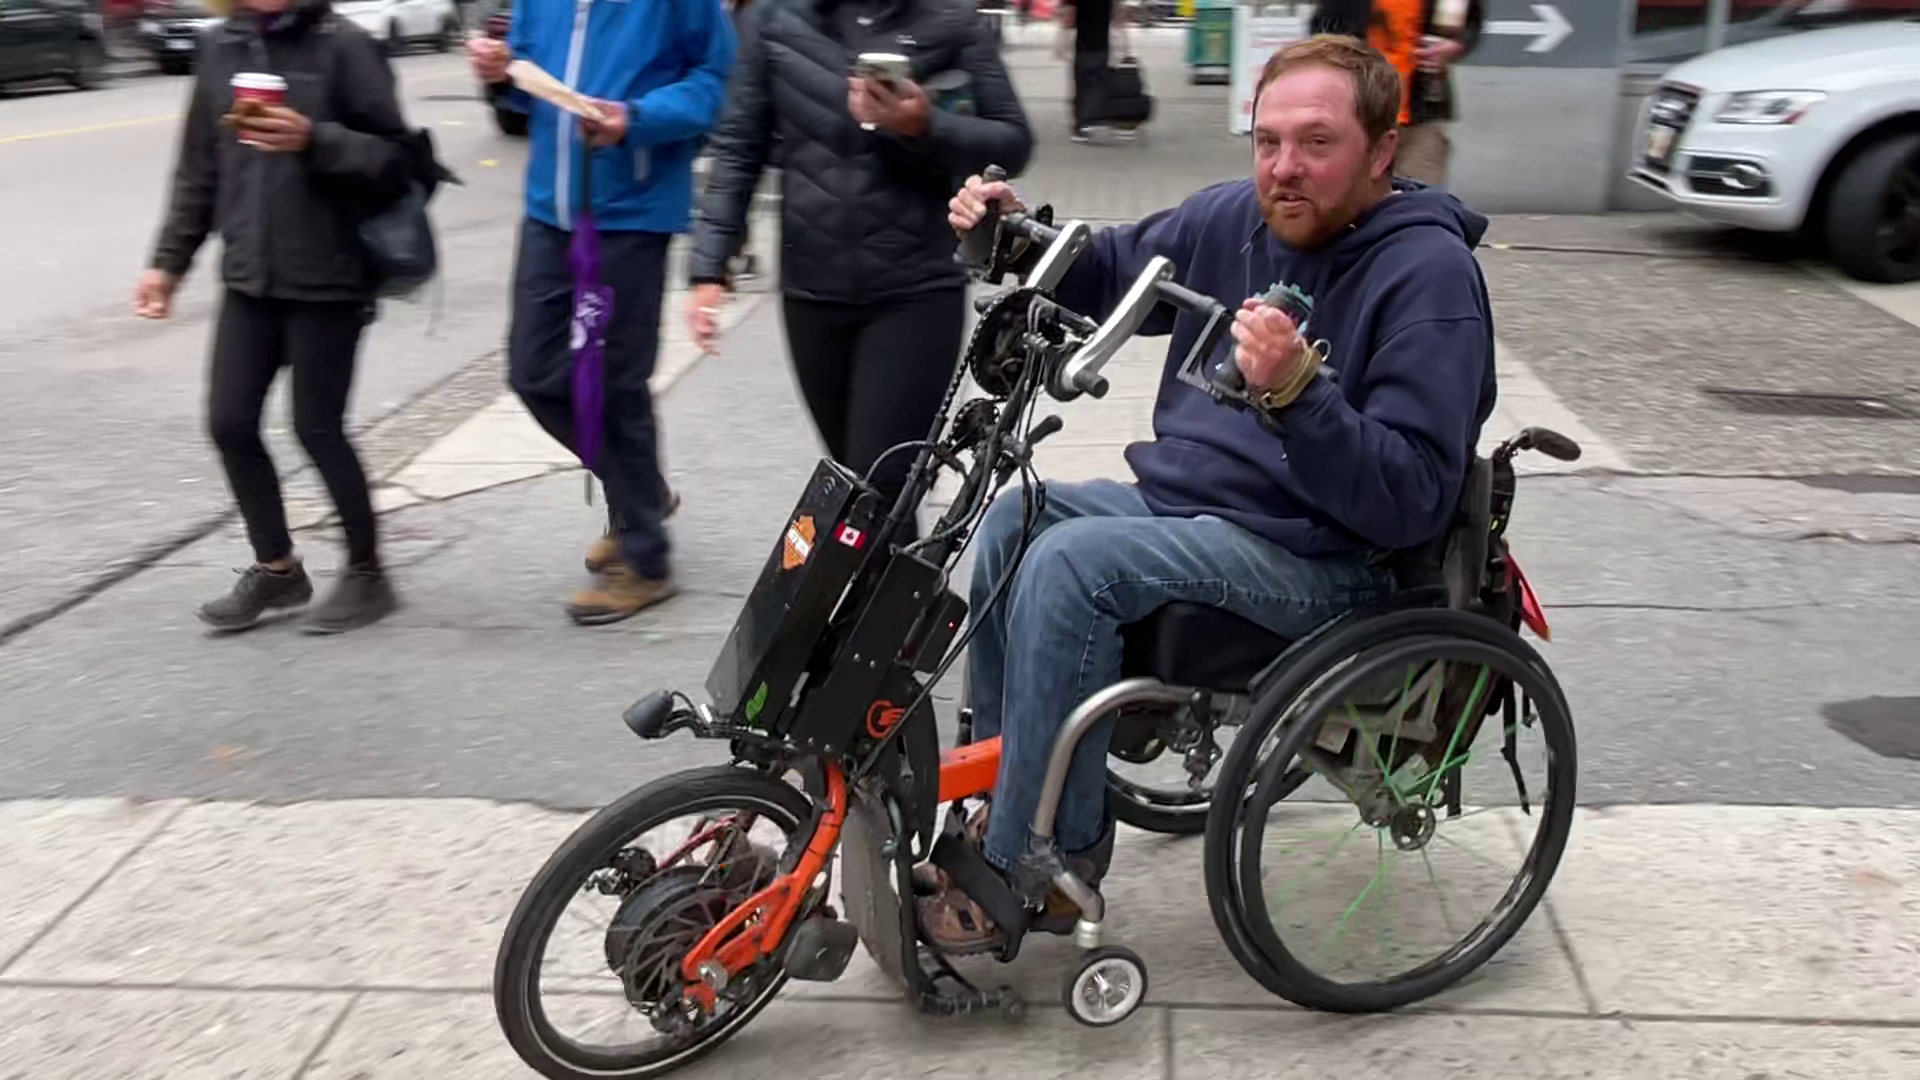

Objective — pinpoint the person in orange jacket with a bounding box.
[1310,0,1484,186]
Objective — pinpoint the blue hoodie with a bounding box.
[502,0,737,234]
[1050,178,1496,557]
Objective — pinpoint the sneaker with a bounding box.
[302,566,398,635]
[197,561,314,631]
[584,489,683,573]
[567,563,678,626]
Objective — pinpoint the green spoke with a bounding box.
[1422,665,1491,803]
[1320,830,1389,957]
[1430,828,1513,874]
[1420,847,1460,938]
[1266,820,1367,915]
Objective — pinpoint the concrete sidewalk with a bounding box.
[3,797,1919,1078]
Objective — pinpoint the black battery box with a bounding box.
[705,459,879,729]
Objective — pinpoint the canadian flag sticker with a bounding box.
[836,524,867,549]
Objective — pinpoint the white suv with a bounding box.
[335,0,463,54]
[1628,18,1920,283]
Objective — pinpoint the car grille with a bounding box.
[1640,84,1700,176]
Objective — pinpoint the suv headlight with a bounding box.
[1714,90,1826,125]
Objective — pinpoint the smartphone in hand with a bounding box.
[852,51,912,91]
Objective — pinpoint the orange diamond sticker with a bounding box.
[782,515,815,571]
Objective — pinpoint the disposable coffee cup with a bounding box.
[231,72,287,145]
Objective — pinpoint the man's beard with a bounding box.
[1262,177,1374,250]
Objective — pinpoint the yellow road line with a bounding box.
[0,64,472,147]
[0,112,182,147]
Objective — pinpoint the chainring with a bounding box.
[965,287,1039,398]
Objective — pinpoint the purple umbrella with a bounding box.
[567,203,613,472]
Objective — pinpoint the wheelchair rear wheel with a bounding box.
[1204,610,1576,1013]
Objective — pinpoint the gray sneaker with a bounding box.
[198,561,314,632]
[302,567,398,635]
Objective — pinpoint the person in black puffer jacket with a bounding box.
[134,0,414,635]
[687,0,1033,531]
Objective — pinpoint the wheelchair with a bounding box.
[490,171,1582,1078]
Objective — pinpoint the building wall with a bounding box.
[1450,68,1633,214]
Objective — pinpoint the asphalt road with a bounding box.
[0,50,529,635]
[2,31,1918,813]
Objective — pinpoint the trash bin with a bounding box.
[1186,0,1232,85]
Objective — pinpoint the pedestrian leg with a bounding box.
[197,290,315,630]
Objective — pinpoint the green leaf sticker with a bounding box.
[744,681,769,723]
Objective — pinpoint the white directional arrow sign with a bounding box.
[1487,3,1573,53]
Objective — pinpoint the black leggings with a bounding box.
[781,288,967,534]
[207,290,377,569]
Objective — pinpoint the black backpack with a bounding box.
[358,125,461,300]
[316,14,462,300]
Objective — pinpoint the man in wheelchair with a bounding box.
[922,34,1498,953]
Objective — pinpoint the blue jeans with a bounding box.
[966,479,1396,869]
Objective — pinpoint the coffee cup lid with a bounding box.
[231,72,288,90]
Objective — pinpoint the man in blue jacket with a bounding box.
[922,34,1497,952]
[471,0,735,624]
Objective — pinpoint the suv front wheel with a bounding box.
[1824,130,1920,284]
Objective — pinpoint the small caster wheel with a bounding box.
[1062,946,1147,1027]
[1000,994,1027,1022]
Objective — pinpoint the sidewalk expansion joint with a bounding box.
[0,800,191,978]
[7,975,1920,1031]
[1546,601,1823,615]
[1540,898,1602,1017]
[289,991,363,1080]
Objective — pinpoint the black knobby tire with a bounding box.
[1203,608,1574,1012]
[1824,131,1920,284]
[493,765,814,1080]
[69,38,106,90]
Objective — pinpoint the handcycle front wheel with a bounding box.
[493,765,814,1080]
[1203,609,1577,1014]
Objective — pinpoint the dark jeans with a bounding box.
[508,217,673,579]
[207,290,377,569]
[780,288,967,536]
[966,480,1397,868]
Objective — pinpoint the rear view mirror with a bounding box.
[1054,255,1175,400]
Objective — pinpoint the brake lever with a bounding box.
[992,414,1065,489]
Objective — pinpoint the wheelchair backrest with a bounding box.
[1388,455,1494,611]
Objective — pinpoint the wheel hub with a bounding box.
[1074,961,1136,1021]
[1388,801,1438,852]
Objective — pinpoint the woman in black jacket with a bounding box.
[134,0,414,634]
[687,0,1033,533]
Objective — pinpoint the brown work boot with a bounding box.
[566,563,678,626]
[584,490,683,573]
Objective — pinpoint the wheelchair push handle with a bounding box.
[1495,426,1583,464]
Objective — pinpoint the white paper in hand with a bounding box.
[507,59,606,122]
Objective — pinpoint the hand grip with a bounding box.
[957,164,1008,270]
[1211,359,1247,396]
